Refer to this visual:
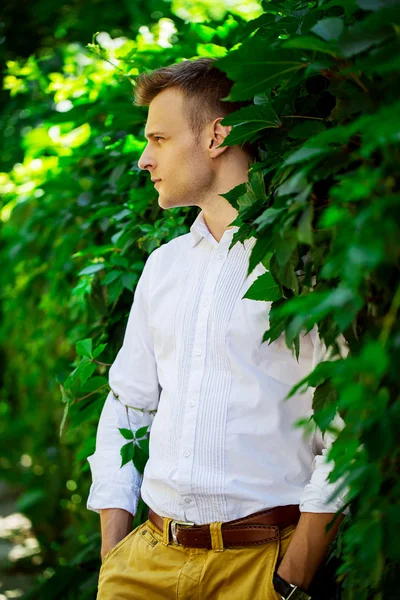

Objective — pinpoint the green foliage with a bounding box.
[216,2,400,597]
[1,0,399,598]
[119,425,149,472]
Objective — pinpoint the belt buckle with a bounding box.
[170,519,195,545]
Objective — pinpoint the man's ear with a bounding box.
[208,118,232,158]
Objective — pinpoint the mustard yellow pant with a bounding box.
[97,517,296,599]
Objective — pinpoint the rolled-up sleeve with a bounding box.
[86,248,161,516]
[299,327,350,514]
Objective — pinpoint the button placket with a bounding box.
[176,243,229,522]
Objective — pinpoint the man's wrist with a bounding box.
[100,508,134,545]
[273,572,312,599]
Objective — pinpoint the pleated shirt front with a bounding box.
[87,209,347,523]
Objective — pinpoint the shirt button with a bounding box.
[184,450,190,457]
[195,349,202,355]
[203,300,209,306]
[184,498,191,504]
[189,401,195,407]
[217,254,224,260]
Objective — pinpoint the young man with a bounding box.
[87,58,348,599]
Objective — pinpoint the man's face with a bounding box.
[138,88,217,209]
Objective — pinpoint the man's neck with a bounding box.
[201,205,239,244]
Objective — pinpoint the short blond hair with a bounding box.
[134,57,255,158]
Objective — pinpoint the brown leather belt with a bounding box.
[148,504,300,549]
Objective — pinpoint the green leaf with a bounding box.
[220,182,248,210]
[189,22,216,43]
[358,340,389,378]
[311,18,344,42]
[120,441,135,467]
[107,277,124,304]
[102,270,121,285]
[138,437,149,454]
[271,250,299,295]
[122,272,138,292]
[243,271,282,301]
[262,299,287,345]
[221,104,281,146]
[79,376,108,394]
[76,339,93,358]
[135,425,149,439]
[338,7,398,58]
[59,384,73,438]
[247,236,274,276]
[275,232,297,268]
[281,36,340,57]
[286,361,336,398]
[283,120,360,166]
[284,146,329,165]
[297,203,314,245]
[276,171,308,196]
[253,207,287,231]
[63,365,81,390]
[292,333,300,362]
[313,378,338,415]
[93,343,107,358]
[217,37,305,101]
[353,39,400,75]
[249,168,267,201]
[358,101,400,157]
[110,254,129,268]
[69,396,102,429]
[78,263,105,276]
[132,444,148,474]
[197,43,228,58]
[119,428,134,440]
[79,361,97,385]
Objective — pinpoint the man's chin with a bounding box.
[157,190,200,210]
[158,194,186,210]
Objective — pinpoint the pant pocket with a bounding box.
[277,523,297,563]
[265,524,297,600]
[101,522,145,567]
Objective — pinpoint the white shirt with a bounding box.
[87,209,348,524]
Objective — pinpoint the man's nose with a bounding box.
[138,146,156,171]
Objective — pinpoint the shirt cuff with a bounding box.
[299,451,350,515]
[86,480,141,517]
[299,486,350,514]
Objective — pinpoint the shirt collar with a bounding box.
[189,209,245,249]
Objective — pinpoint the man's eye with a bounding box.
[154,136,163,141]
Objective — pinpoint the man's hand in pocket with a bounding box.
[100,508,134,561]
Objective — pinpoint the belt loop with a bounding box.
[162,517,173,546]
[210,521,224,552]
